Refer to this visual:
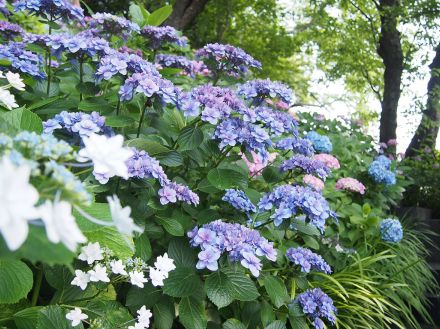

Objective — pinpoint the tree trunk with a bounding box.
[165,0,210,30]
[377,0,404,145]
[405,43,440,157]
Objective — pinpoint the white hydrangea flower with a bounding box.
[0,157,39,250]
[6,71,25,91]
[88,264,110,283]
[107,195,143,235]
[0,88,18,110]
[128,323,147,329]
[71,270,90,291]
[110,259,127,275]
[149,267,166,287]
[78,242,103,264]
[129,270,148,288]
[77,134,133,183]
[38,200,86,251]
[137,306,152,327]
[154,253,176,275]
[66,307,88,326]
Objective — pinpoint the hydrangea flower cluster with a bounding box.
[89,12,140,40]
[275,137,314,156]
[306,131,333,154]
[379,218,403,243]
[71,242,176,291]
[119,72,179,103]
[43,111,112,138]
[158,181,200,206]
[280,154,331,180]
[296,288,337,329]
[141,26,187,49]
[14,0,84,22]
[237,78,294,105]
[188,220,277,277]
[303,174,325,191]
[286,247,331,274]
[155,54,208,77]
[368,155,396,185]
[0,21,24,40]
[312,154,340,169]
[24,33,109,59]
[95,49,160,82]
[255,106,297,136]
[222,189,257,213]
[0,42,45,78]
[335,177,365,194]
[196,43,262,77]
[258,185,335,232]
[0,70,25,110]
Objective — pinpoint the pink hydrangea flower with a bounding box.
[335,177,365,194]
[242,151,276,176]
[312,154,340,170]
[303,174,325,191]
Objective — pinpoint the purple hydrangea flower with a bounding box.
[196,43,261,77]
[286,247,331,274]
[0,42,45,78]
[237,79,294,105]
[223,189,256,213]
[43,111,109,137]
[155,53,208,78]
[258,185,335,232]
[296,288,337,329]
[158,185,177,205]
[89,12,140,40]
[188,220,277,277]
[275,137,314,156]
[0,21,24,40]
[141,25,187,49]
[0,0,9,15]
[255,106,297,135]
[14,0,84,22]
[280,155,330,180]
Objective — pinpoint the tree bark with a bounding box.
[165,0,210,30]
[405,43,440,157]
[377,0,404,144]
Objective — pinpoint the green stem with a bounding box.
[31,266,43,306]
[136,100,151,138]
[46,20,53,96]
[116,98,121,115]
[79,59,84,102]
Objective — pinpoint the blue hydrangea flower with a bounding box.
[196,43,261,77]
[0,42,45,78]
[89,12,140,40]
[280,154,330,180]
[237,78,294,105]
[14,0,84,22]
[0,0,9,15]
[368,155,396,185]
[306,131,332,154]
[141,25,187,49]
[188,220,277,277]
[296,288,337,329]
[223,189,256,213]
[13,131,73,160]
[155,53,207,78]
[255,106,297,136]
[286,247,331,274]
[275,137,314,156]
[258,185,335,232]
[380,218,403,243]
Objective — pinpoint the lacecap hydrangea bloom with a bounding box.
[306,131,333,154]
[237,78,294,105]
[155,54,208,78]
[380,218,403,243]
[141,25,187,49]
[335,177,365,194]
[286,247,331,274]
[89,12,140,40]
[222,189,257,213]
[368,155,396,185]
[258,185,335,232]
[196,43,261,77]
[296,288,337,329]
[14,0,84,22]
[280,154,331,180]
[188,220,277,277]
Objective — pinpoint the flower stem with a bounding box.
[116,98,121,115]
[31,265,43,306]
[136,100,152,138]
[46,17,53,96]
[79,59,84,102]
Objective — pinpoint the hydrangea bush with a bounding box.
[0,3,435,329]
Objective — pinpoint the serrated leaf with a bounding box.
[156,150,183,167]
[303,235,319,250]
[84,228,134,260]
[105,115,135,127]
[167,237,197,268]
[156,217,184,236]
[153,297,175,329]
[163,267,202,297]
[221,267,259,301]
[147,5,173,26]
[205,271,234,308]
[266,320,287,329]
[263,276,289,308]
[292,220,321,236]
[0,108,42,134]
[179,297,207,329]
[223,319,246,329]
[0,259,33,304]
[178,125,204,151]
[289,315,308,329]
[126,139,170,155]
[37,306,77,329]
[14,307,43,329]
[134,233,152,261]
[207,168,247,189]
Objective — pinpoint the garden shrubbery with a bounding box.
[0,1,437,329]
